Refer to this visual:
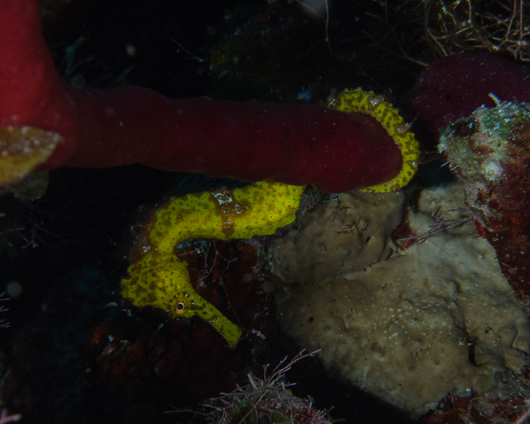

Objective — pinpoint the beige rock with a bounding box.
[270,190,403,285]
[275,183,530,417]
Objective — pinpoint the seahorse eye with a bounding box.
[171,299,188,314]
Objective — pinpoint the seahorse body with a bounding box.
[121,181,306,348]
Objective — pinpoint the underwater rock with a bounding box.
[275,183,530,417]
[269,190,403,285]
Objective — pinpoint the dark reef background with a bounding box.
[2,0,519,423]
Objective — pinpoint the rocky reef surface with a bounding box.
[272,182,530,417]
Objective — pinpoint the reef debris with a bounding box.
[169,349,334,424]
[439,100,530,302]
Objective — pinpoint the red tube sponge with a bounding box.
[0,0,412,194]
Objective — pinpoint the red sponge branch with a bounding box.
[0,0,407,193]
[63,87,405,192]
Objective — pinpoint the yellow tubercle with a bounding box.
[121,181,306,348]
[328,88,420,193]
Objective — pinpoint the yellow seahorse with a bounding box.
[121,181,306,348]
